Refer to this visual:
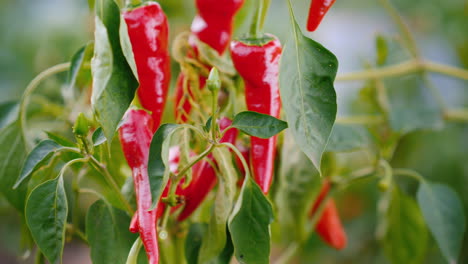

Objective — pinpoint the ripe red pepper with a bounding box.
[123,2,171,130]
[307,0,336,32]
[119,109,159,264]
[309,180,347,250]
[230,35,282,194]
[177,117,238,220]
[174,0,244,122]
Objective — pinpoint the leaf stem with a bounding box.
[20,63,71,148]
[88,155,134,215]
[175,144,215,181]
[336,59,468,82]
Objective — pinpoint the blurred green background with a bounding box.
[1,0,467,263]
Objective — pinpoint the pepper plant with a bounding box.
[1,0,468,263]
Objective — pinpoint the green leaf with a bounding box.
[198,147,236,263]
[275,131,321,241]
[280,8,337,172]
[45,132,76,147]
[417,182,466,264]
[376,35,389,66]
[0,121,28,211]
[119,15,138,81]
[228,177,273,264]
[86,199,137,264]
[65,43,94,101]
[232,111,288,139]
[148,123,181,209]
[91,0,138,144]
[25,177,68,264]
[14,140,66,188]
[326,124,371,152]
[383,187,428,264]
[0,101,19,130]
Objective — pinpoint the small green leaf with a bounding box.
[0,101,19,130]
[204,116,213,133]
[26,177,68,264]
[326,124,371,152]
[91,0,138,143]
[92,127,106,146]
[45,132,76,147]
[15,140,66,188]
[383,187,428,264]
[0,121,28,211]
[198,147,236,263]
[376,35,389,66]
[148,124,181,209]
[65,43,94,101]
[86,199,137,264]
[229,177,273,264]
[232,111,287,139]
[280,7,337,172]
[417,182,465,264]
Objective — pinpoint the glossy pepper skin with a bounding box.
[230,35,282,194]
[177,117,239,220]
[307,0,336,32]
[174,0,244,122]
[309,180,347,250]
[123,2,170,129]
[119,109,159,264]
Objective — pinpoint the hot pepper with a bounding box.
[230,35,282,194]
[309,180,347,250]
[123,2,171,129]
[307,0,336,32]
[119,109,159,264]
[174,0,244,122]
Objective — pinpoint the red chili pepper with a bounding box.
[230,35,282,194]
[177,117,238,220]
[119,109,159,264]
[123,2,171,130]
[307,0,336,32]
[309,180,347,250]
[174,0,244,122]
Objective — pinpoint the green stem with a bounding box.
[260,0,271,29]
[221,142,251,179]
[126,0,142,8]
[88,156,134,215]
[444,109,468,122]
[250,0,264,38]
[336,59,468,82]
[393,168,425,182]
[175,144,215,181]
[20,63,71,149]
[126,238,143,264]
[211,90,219,142]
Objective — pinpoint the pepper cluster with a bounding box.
[117,0,344,263]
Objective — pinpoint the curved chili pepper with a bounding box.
[177,117,238,221]
[307,0,336,32]
[119,109,159,264]
[230,35,282,194]
[174,0,244,122]
[123,2,170,130]
[309,180,347,250]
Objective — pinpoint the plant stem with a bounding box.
[175,144,215,181]
[379,0,420,58]
[444,109,468,122]
[393,168,425,182]
[336,59,468,82]
[250,0,264,38]
[221,142,251,179]
[88,155,134,214]
[20,63,71,149]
